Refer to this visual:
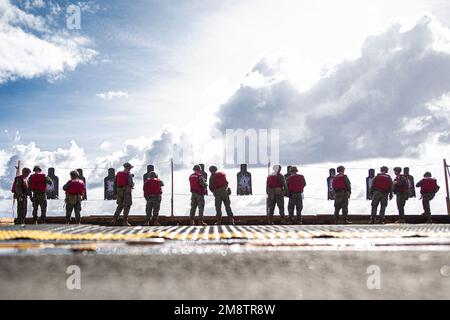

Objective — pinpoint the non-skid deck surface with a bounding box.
[1,224,450,243]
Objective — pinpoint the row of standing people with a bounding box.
[11,162,441,225]
[267,164,440,225]
[109,163,234,226]
[11,166,86,224]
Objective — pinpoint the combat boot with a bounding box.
[75,219,81,225]
[426,217,433,224]
[144,219,151,226]
[229,217,236,225]
[380,217,386,225]
[109,218,118,226]
[41,218,46,224]
[199,220,207,226]
[395,217,406,224]
[369,216,376,224]
[123,219,131,227]
[344,218,352,225]
[32,217,38,225]
[65,219,71,225]
[297,216,303,225]
[190,219,196,226]
[334,216,339,225]
[215,219,222,226]
[152,217,161,226]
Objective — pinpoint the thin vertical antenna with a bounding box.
[171,158,174,217]
[444,159,450,215]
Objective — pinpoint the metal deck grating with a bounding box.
[2,224,450,242]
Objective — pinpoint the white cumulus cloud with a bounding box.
[0,0,97,84]
[96,90,129,100]
[216,15,450,164]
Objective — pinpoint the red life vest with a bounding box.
[267,175,282,188]
[421,178,438,194]
[66,179,85,195]
[332,174,348,191]
[213,172,228,189]
[11,176,27,194]
[395,174,409,193]
[373,173,392,193]
[189,172,206,195]
[288,174,305,193]
[29,173,47,192]
[116,171,129,188]
[144,178,162,196]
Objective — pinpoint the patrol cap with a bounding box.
[33,165,42,172]
[424,172,432,177]
[337,165,345,173]
[193,164,201,171]
[209,165,218,173]
[380,166,388,173]
[70,170,79,178]
[393,167,402,173]
[123,162,134,169]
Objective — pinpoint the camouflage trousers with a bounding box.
[371,190,389,217]
[16,197,28,224]
[334,190,349,217]
[32,191,47,219]
[288,193,303,218]
[214,187,233,219]
[396,192,409,217]
[190,193,205,219]
[267,193,285,217]
[114,187,132,219]
[66,202,82,223]
[145,195,161,219]
[421,193,435,218]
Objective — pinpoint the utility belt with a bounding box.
[65,194,82,206]
[268,187,283,199]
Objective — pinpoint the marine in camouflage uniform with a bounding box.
[404,167,416,199]
[63,170,86,224]
[29,165,52,224]
[111,162,135,226]
[392,167,410,223]
[12,168,31,225]
[369,166,393,224]
[209,166,235,225]
[266,165,288,225]
[332,166,352,224]
[286,166,306,225]
[144,171,164,226]
[189,165,208,226]
[416,172,440,223]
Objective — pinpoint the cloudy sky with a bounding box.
[0,0,449,216]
